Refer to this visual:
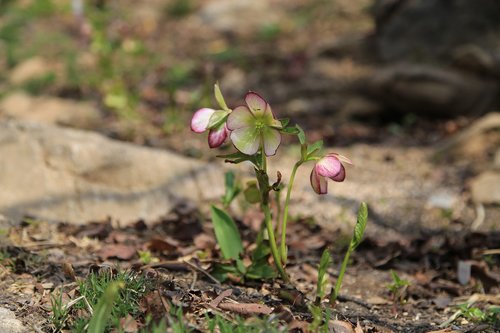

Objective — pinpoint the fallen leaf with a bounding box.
[209,289,232,308]
[425,329,460,333]
[218,302,273,315]
[148,237,178,252]
[98,244,136,260]
[119,314,139,332]
[330,320,354,333]
[355,321,364,333]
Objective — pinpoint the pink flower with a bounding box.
[226,92,282,156]
[310,153,352,194]
[190,108,230,148]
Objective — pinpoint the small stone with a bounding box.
[471,171,500,204]
[0,307,27,333]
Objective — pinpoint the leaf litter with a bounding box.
[0,203,498,332]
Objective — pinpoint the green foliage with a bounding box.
[455,304,499,325]
[308,304,331,333]
[207,313,284,333]
[210,205,243,260]
[138,250,158,264]
[330,202,368,304]
[73,270,152,331]
[387,270,410,295]
[87,281,124,333]
[50,291,70,332]
[352,202,368,250]
[316,248,331,303]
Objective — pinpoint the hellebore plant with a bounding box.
[191,84,367,287]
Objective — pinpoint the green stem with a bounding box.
[263,202,289,282]
[330,245,353,304]
[280,161,301,265]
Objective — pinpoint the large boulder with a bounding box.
[0,92,101,128]
[373,0,500,63]
[367,64,498,117]
[0,121,224,224]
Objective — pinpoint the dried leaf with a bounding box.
[218,302,273,315]
[98,244,136,260]
[209,289,232,308]
[330,320,354,333]
[119,314,139,332]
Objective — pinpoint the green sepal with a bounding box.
[207,110,229,129]
[214,82,230,111]
[296,124,306,145]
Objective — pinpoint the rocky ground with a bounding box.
[0,0,499,332]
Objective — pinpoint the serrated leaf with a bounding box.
[211,206,243,260]
[307,140,323,156]
[351,202,368,249]
[214,83,229,111]
[296,124,306,144]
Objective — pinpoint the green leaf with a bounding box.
[246,262,276,280]
[280,126,300,135]
[210,206,243,260]
[316,248,331,301]
[87,281,123,333]
[296,124,306,145]
[217,151,258,166]
[222,171,241,207]
[207,110,229,129]
[307,140,323,157]
[243,181,261,204]
[279,118,290,127]
[214,82,229,111]
[351,202,368,249]
[211,263,240,282]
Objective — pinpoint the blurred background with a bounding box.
[2,0,498,148]
[0,0,499,231]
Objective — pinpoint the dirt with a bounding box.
[0,203,498,332]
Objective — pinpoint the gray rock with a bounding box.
[0,308,27,333]
[373,0,500,62]
[368,65,498,117]
[0,92,101,128]
[0,121,224,224]
[471,171,500,204]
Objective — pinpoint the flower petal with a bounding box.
[191,108,215,133]
[310,168,328,194]
[315,155,342,178]
[262,127,281,156]
[227,106,254,130]
[230,127,260,155]
[208,124,228,148]
[245,92,267,116]
[330,163,345,182]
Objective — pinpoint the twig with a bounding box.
[190,271,198,290]
[182,260,221,286]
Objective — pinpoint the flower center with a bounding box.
[255,120,265,130]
